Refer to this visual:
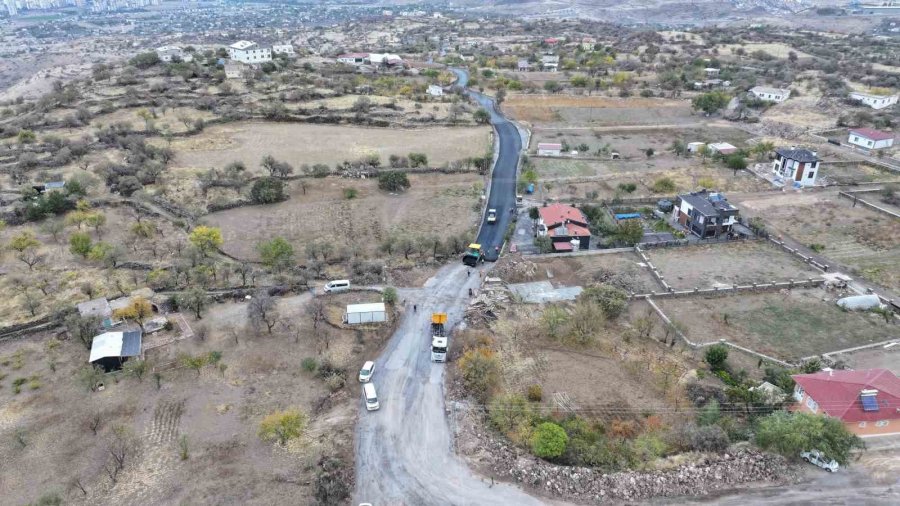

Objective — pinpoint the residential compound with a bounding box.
[792,369,900,437]
[672,190,740,238]
[228,40,272,64]
[772,147,820,186]
[536,203,591,251]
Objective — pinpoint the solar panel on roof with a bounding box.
[861,395,879,412]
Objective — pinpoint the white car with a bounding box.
[487,208,497,223]
[358,361,375,383]
[801,450,839,472]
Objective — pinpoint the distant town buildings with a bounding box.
[228,40,271,64]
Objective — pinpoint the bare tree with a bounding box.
[308,298,326,331]
[248,291,280,334]
[105,425,137,484]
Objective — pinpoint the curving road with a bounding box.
[353,70,542,505]
[454,68,523,262]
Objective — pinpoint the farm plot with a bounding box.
[533,160,772,201]
[739,192,900,291]
[656,288,898,360]
[531,125,752,160]
[168,122,491,173]
[495,252,659,294]
[646,241,822,291]
[504,95,696,127]
[203,172,482,261]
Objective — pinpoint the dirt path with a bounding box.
[354,263,546,505]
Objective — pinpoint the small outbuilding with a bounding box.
[343,303,387,325]
[89,330,143,372]
[537,143,562,156]
[427,84,443,96]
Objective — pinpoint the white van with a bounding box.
[363,383,379,411]
[324,279,350,293]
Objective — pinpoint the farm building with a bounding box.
[848,128,894,150]
[536,203,591,251]
[848,91,898,110]
[749,86,791,103]
[687,142,706,153]
[708,142,738,155]
[272,44,296,57]
[672,190,740,239]
[537,143,562,156]
[344,303,387,325]
[89,329,143,372]
[772,147,819,186]
[792,369,900,437]
[337,53,369,65]
[156,45,192,63]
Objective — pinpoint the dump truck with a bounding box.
[431,312,448,362]
[462,243,484,267]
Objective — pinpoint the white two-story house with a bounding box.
[772,147,819,187]
[228,40,272,64]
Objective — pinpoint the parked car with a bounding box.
[363,382,380,411]
[324,279,350,293]
[487,208,497,223]
[801,450,839,472]
[358,361,375,383]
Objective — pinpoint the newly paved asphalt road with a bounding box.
[451,68,522,262]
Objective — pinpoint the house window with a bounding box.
[806,397,818,412]
[807,171,815,179]
[858,421,866,428]
[876,420,889,427]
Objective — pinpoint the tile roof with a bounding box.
[552,241,573,251]
[850,128,894,142]
[792,369,900,423]
[549,222,590,238]
[775,147,818,163]
[539,203,589,229]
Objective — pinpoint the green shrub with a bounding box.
[258,409,308,445]
[250,177,287,204]
[617,182,637,193]
[324,373,346,392]
[343,188,358,199]
[755,411,863,465]
[378,171,411,192]
[489,394,536,436]
[579,285,628,319]
[301,357,318,373]
[704,344,729,371]
[382,286,398,305]
[651,177,677,193]
[531,422,569,459]
[526,384,543,402]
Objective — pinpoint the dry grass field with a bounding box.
[716,43,810,59]
[203,173,483,261]
[495,252,659,293]
[646,241,823,291]
[657,288,897,360]
[739,192,900,291]
[168,122,491,172]
[504,95,695,127]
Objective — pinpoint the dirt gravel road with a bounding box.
[354,263,546,505]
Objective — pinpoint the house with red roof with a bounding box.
[792,369,900,437]
[537,204,591,252]
[848,128,894,150]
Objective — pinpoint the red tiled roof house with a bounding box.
[537,204,591,252]
[792,369,900,437]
